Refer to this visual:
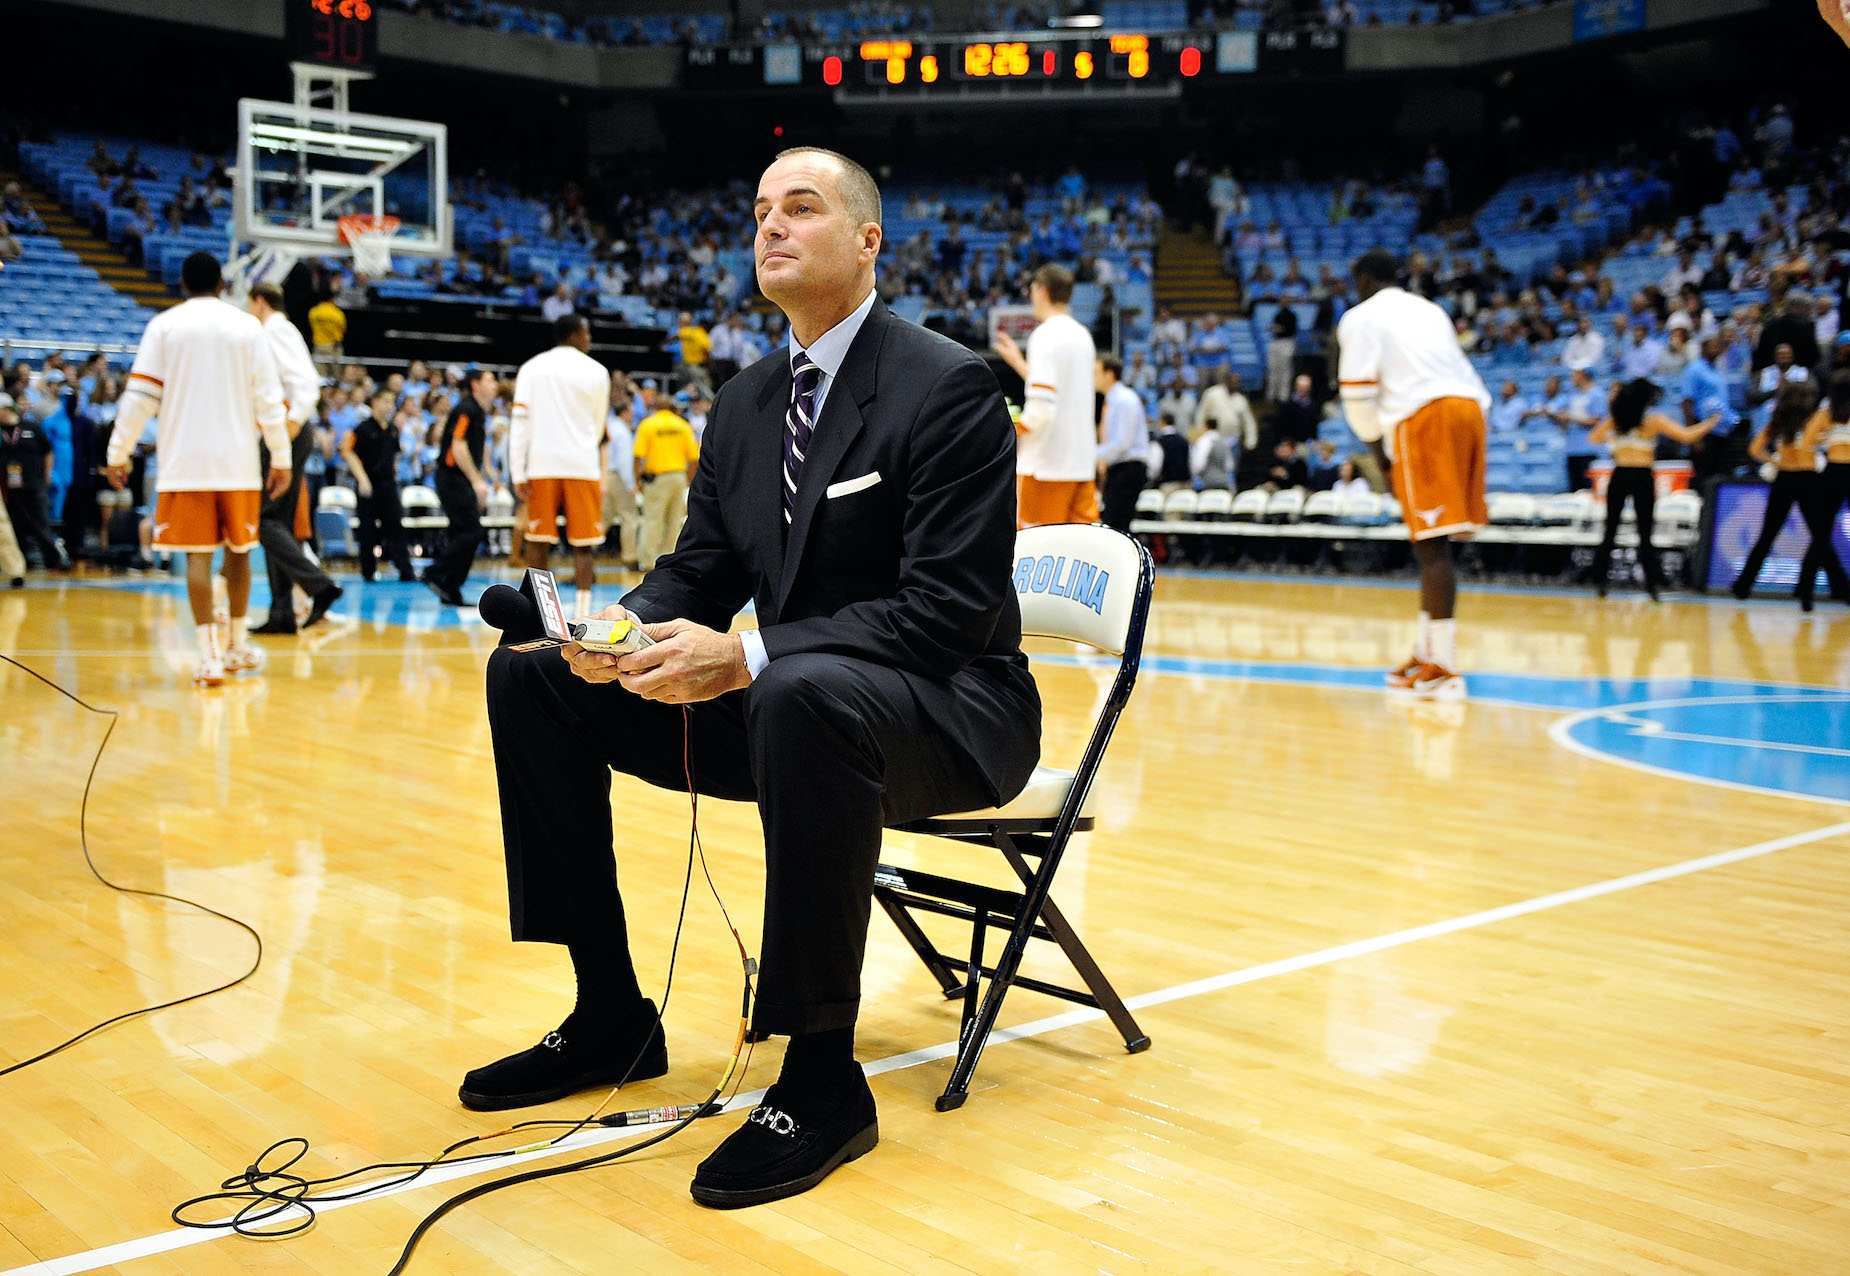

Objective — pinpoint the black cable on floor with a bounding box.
[0,652,263,1079]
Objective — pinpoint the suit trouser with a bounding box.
[637,472,688,570]
[3,488,62,567]
[429,471,482,593]
[1593,467,1660,590]
[0,493,24,578]
[1797,462,1850,602]
[487,645,994,1035]
[601,478,640,564]
[356,481,415,581]
[1100,461,1147,533]
[259,428,335,623]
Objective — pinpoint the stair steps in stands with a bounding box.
[1154,224,1241,319]
[4,171,176,312]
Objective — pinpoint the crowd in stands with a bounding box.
[371,0,1565,51]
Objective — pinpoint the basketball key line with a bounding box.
[6,817,1849,1276]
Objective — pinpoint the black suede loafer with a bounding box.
[690,1067,878,1208]
[458,1002,667,1111]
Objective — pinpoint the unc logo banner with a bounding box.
[1014,555,1109,615]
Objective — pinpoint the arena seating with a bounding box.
[0,236,153,354]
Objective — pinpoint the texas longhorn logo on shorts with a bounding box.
[1417,506,1445,527]
[748,1105,799,1137]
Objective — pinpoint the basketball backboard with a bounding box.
[235,98,449,258]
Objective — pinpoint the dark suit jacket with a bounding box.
[624,299,1040,805]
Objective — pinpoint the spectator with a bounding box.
[1265,305,1299,401]
[1190,417,1234,490]
[1560,367,1605,489]
[1814,294,1841,350]
[1754,290,1820,371]
[1661,250,1704,295]
[1563,315,1606,371]
[1264,440,1308,490]
[309,294,347,372]
[3,182,45,234]
[1275,373,1319,445]
[1305,439,1342,490]
[1331,457,1371,499]
[1123,348,1158,393]
[1193,368,1258,465]
[541,282,576,323]
[1488,380,1529,433]
[673,310,712,387]
[1150,414,1192,492]
[1619,323,1666,380]
[1656,327,1694,378]
[1094,353,1150,532]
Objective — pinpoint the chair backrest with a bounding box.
[401,485,440,512]
[1488,492,1538,524]
[1230,488,1268,520]
[1195,488,1234,517]
[1162,488,1199,519]
[1012,524,1154,838]
[1337,489,1384,524]
[1538,490,1590,526]
[1300,489,1340,521]
[1657,490,1702,527]
[319,485,357,510]
[1265,488,1305,522]
[1134,488,1165,516]
[1012,523,1152,659]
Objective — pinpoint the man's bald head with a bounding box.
[773,147,881,229]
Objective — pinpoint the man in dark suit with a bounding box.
[468,148,1041,1208]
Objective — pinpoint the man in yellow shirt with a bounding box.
[631,380,699,569]
[308,297,347,374]
[673,312,711,389]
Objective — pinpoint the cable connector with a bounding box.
[744,958,759,976]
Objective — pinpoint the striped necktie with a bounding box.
[783,350,821,525]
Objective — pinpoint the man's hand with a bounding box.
[514,481,529,502]
[992,331,1022,365]
[474,479,490,509]
[104,464,130,490]
[560,603,637,685]
[568,616,750,704]
[355,475,373,499]
[265,465,292,499]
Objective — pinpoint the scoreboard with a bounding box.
[684,29,1343,96]
[286,0,380,74]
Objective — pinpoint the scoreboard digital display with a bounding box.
[287,0,380,73]
[684,29,1338,96]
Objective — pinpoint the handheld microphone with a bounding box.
[478,583,546,646]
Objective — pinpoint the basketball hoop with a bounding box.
[337,213,400,279]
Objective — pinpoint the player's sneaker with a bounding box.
[1410,663,1467,701]
[1385,654,1426,691]
[223,643,267,676]
[193,652,226,687]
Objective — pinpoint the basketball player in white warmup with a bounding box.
[511,313,612,617]
[1337,249,1492,700]
[106,252,290,686]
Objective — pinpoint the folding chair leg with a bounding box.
[875,891,964,997]
[997,843,1149,1055]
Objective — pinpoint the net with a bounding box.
[337,213,401,279]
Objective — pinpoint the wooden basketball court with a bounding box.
[3,570,1847,1274]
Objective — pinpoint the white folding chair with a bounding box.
[875,524,1155,1111]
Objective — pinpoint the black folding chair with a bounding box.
[875,523,1155,1111]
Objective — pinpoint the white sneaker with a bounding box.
[193,652,226,687]
[223,643,267,676]
[1411,664,1467,701]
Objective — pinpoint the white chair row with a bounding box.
[1129,486,1706,549]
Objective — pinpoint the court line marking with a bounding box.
[8,817,1850,1276]
[1551,694,1850,809]
[1602,719,1850,760]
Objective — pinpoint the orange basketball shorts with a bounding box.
[152,490,262,553]
[524,478,604,547]
[1391,397,1488,541]
[1018,475,1100,529]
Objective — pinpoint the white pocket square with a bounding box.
[826,471,882,499]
